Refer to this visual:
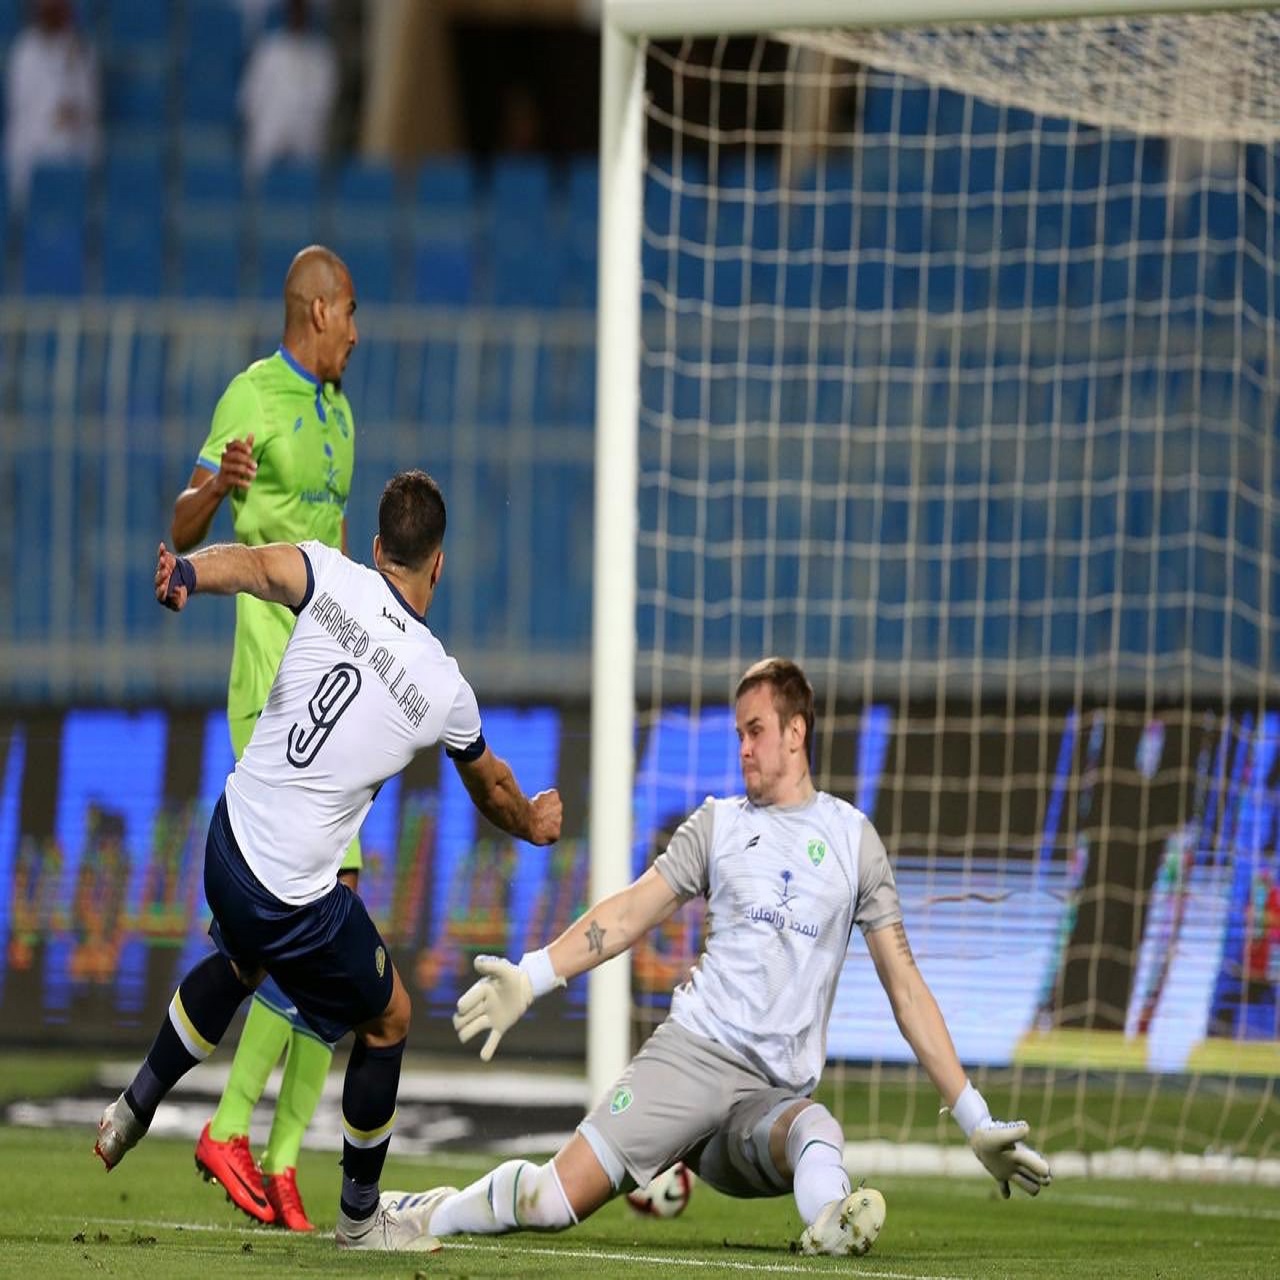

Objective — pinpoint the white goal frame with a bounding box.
[589,0,1276,1107]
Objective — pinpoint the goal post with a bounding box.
[591,0,1280,1174]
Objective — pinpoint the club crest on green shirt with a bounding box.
[807,839,826,867]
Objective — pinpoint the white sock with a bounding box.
[786,1105,850,1225]
[429,1159,576,1236]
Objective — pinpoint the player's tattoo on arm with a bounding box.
[892,922,916,968]
[585,920,606,957]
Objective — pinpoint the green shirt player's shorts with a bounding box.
[202,348,362,874]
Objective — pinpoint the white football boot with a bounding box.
[94,1092,147,1171]
[798,1186,887,1257]
[335,1187,456,1252]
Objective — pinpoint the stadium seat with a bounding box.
[488,155,559,307]
[103,57,170,127]
[333,157,398,211]
[180,151,242,206]
[415,155,477,216]
[563,155,598,307]
[337,237,395,305]
[252,161,324,295]
[102,157,166,297]
[102,0,174,53]
[411,238,474,305]
[176,225,243,298]
[257,158,322,211]
[22,163,89,296]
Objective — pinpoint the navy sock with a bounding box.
[127,952,251,1124]
[339,1037,405,1219]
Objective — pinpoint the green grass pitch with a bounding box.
[4,1125,1278,1279]
[2,1054,1277,1277]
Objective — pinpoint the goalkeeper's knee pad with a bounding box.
[490,1159,577,1230]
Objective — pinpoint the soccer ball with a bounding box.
[625,1162,693,1218]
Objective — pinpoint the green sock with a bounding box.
[208,996,291,1142]
[261,1031,333,1174]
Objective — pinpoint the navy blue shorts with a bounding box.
[204,794,393,1044]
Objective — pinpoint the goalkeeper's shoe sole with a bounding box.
[797,1187,886,1257]
[94,1093,147,1171]
[334,1188,456,1252]
[194,1122,276,1225]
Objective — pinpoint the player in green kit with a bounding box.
[170,245,360,1232]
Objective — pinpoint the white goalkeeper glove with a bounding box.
[452,949,565,1062]
[949,1081,1052,1198]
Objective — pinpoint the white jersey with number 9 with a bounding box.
[225,540,483,904]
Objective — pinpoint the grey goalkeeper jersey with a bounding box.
[653,791,902,1095]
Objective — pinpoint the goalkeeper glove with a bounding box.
[452,949,564,1062]
[949,1080,1052,1198]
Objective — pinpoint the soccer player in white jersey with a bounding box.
[93,470,562,1253]
[424,658,1050,1257]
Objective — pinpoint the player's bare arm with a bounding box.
[864,920,1051,1197]
[155,540,309,612]
[546,867,681,981]
[864,921,966,1104]
[453,867,680,1061]
[170,435,257,551]
[452,746,562,845]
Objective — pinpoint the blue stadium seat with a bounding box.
[337,238,395,305]
[102,158,166,297]
[492,235,563,308]
[176,225,243,298]
[415,155,477,215]
[340,334,398,421]
[102,0,174,53]
[22,163,89,296]
[409,339,460,424]
[180,151,242,205]
[563,155,598,307]
[252,161,323,294]
[254,233,305,299]
[104,57,170,126]
[333,157,398,209]
[487,155,559,307]
[490,154,553,225]
[257,158,322,210]
[412,238,474,304]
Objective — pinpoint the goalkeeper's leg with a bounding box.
[428,1134,611,1235]
[779,1103,885,1258]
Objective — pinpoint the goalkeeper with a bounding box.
[169,244,361,1232]
[427,657,1051,1257]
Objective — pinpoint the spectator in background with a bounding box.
[239,0,338,180]
[4,0,100,209]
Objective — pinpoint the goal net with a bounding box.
[603,2,1280,1178]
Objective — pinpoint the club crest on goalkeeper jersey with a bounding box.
[224,540,483,905]
[653,792,903,1094]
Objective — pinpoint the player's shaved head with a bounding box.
[283,245,350,329]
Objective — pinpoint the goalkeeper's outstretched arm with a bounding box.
[453,867,681,1061]
[865,920,1052,1198]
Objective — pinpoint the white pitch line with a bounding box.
[50,1215,963,1280]
[1049,1191,1280,1223]
[448,1239,965,1279]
